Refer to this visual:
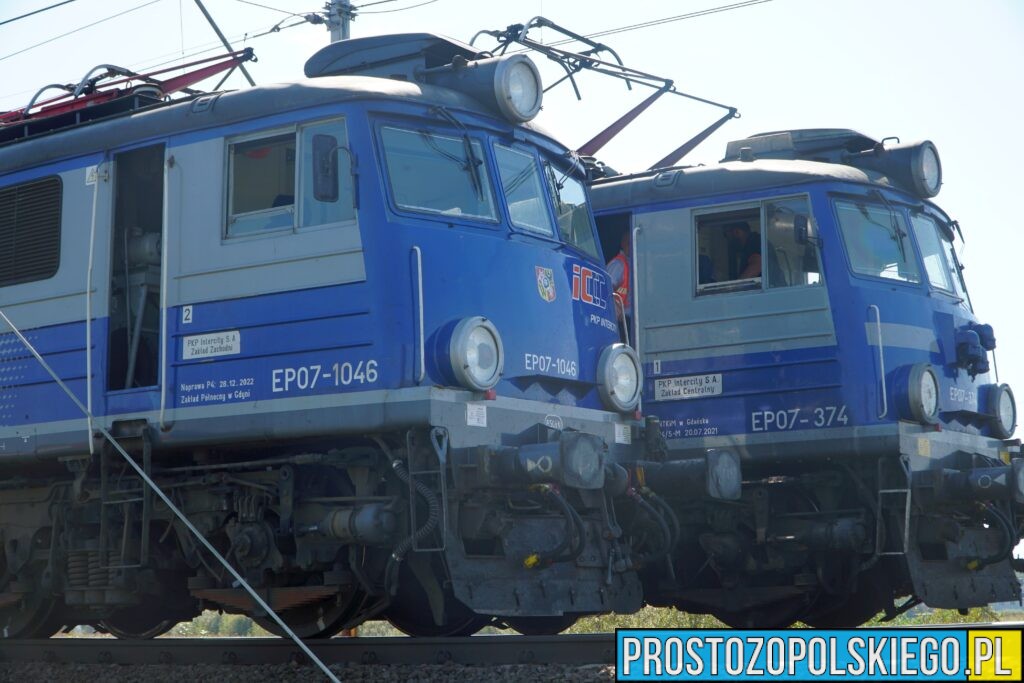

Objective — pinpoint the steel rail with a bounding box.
[0,634,616,666]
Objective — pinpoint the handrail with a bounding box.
[869,304,887,418]
[412,245,425,383]
[84,162,104,454]
[159,155,172,429]
[632,226,643,413]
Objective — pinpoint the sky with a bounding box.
[0,0,1021,420]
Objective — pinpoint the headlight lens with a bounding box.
[597,344,642,412]
[988,384,1017,439]
[915,141,942,198]
[449,317,504,391]
[906,363,940,424]
[495,55,542,122]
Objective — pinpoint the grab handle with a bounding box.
[869,304,887,418]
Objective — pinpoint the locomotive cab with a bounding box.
[591,128,1022,627]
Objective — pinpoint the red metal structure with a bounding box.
[0,48,255,126]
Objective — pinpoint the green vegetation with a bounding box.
[160,604,1009,638]
[168,611,271,637]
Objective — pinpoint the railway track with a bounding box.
[0,633,616,667]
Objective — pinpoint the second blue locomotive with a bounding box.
[592,128,1022,626]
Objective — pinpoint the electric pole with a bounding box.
[326,0,353,42]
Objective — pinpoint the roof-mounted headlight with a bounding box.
[597,344,642,413]
[423,54,543,123]
[449,317,504,391]
[878,140,942,198]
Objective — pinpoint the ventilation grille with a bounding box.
[0,176,62,287]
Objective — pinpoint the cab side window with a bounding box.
[696,197,820,295]
[226,118,354,238]
[764,198,821,288]
[227,133,295,236]
[695,206,761,294]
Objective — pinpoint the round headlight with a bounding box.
[912,141,942,198]
[494,54,542,123]
[906,363,940,424]
[449,317,504,391]
[987,384,1017,439]
[597,344,642,413]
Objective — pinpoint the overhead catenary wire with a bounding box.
[543,0,775,46]
[0,0,78,28]
[0,0,162,65]
[358,0,438,14]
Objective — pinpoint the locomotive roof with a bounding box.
[589,158,897,212]
[0,74,548,177]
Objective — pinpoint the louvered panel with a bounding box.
[0,176,62,287]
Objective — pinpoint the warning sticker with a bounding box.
[466,403,487,427]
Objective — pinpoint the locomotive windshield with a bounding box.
[494,144,555,235]
[381,126,498,220]
[835,200,921,283]
[910,212,970,304]
[544,163,600,259]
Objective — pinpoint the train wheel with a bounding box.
[386,606,488,637]
[0,590,64,639]
[100,606,176,639]
[504,615,579,635]
[253,591,366,639]
[383,559,488,637]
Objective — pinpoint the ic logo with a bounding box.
[571,264,608,309]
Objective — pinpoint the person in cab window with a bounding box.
[725,221,762,280]
[607,232,631,320]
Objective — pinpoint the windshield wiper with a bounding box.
[429,106,484,199]
[870,190,909,261]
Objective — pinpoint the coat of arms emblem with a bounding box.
[536,266,556,302]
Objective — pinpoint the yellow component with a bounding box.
[966,559,981,571]
[635,467,646,488]
[523,554,540,569]
[999,450,1011,465]
[917,437,932,457]
[968,630,1022,680]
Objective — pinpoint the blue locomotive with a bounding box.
[0,33,704,639]
[591,128,1023,627]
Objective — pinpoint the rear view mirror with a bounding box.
[313,133,339,202]
[794,214,810,244]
